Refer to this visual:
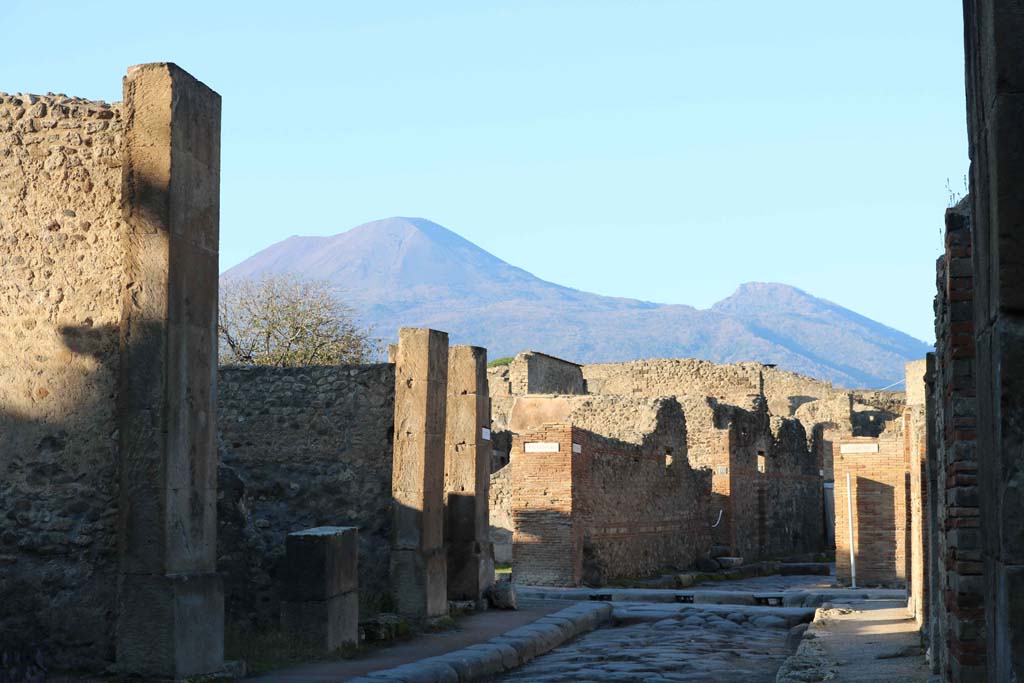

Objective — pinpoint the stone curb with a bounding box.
[773,607,838,683]
[341,602,613,683]
[515,585,906,605]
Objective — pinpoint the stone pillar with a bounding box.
[281,527,359,650]
[963,3,1024,679]
[390,328,449,619]
[116,63,224,679]
[445,345,494,602]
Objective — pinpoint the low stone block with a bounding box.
[281,591,358,651]
[283,526,358,602]
[716,556,745,569]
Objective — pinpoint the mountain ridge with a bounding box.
[223,217,931,388]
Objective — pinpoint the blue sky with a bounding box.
[2,1,966,342]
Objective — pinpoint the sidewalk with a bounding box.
[252,601,567,682]
[777,598,929,683]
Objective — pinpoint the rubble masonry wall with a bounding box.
[217,364,395,626]
[0,93,124,671]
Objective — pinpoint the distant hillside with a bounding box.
[222,217,932,388]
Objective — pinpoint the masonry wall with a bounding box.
[511,425,581,586]
[575,416,712,585]
[766,416,825,558]
[962,3,1024,678]
[931,199,985,681]
[582,358,838,418]
[489,465,513,565]
[834,435,909,586]
[217,364,395,626]
[0,94,125,671]
[510,397,713,586]
[905,361,929,630]
[509,351,585,395]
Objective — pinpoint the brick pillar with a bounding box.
[390,328,449,619]
[963,3,1024,679]
[116,63,224,679]
[280,527,359,650]
[444,345,494,601]
[511,424,582,586]
[933,200,985,681]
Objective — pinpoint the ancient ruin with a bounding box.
[3,4,1024,678]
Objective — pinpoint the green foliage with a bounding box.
[487,356,514,368]
[219,274,379,367]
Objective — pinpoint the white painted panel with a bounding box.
[524,442,560,453]
[840,443,880,454]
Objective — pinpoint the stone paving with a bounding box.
[496,602,812,682]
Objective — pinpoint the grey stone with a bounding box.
[695,557,721,572]
[487,579,518,609]
[281,591,358,651]
[282,526,358,602]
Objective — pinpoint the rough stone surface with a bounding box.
[391,328,450,619]
[957,5,1024,678]
[217,364,394,625]
[487,580,518,610]
[116,61,224,681]
[510,397,712,586]
[489,465,514,565]
[1,63,225,680]
[0,91,124,672]
[445,345,494,601]
[281,591,358,651]
[489,351,586,396]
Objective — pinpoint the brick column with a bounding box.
[511,424,582,586]
[116,63,224,679]
[444,345,494,601]
[933,200,985,681]
[390,328,449,619]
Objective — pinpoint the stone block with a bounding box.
[392,498,444,551]
[448,539,494,601]
[448,345,487,395]
[390,549,448,619]
[394,378,448,440]
[283,526,358,602]
[281,591,358,651]
[395,328,449,383]
[116,572,224,679]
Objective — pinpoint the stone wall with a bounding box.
[929,199,984,680]
[0,93,124,672]
[962,3,1024,678]
[217,364,395,626]
[582,358,838,418]
[504,351,586,396]
[905,361,930,629]
[1,64,224,679]
[510,397,712,586]
[833,435,909,586]
[489,465,513,565]
[580,357,904,483]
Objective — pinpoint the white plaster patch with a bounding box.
[840,443,880,454]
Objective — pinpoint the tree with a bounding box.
[218,274,379,366]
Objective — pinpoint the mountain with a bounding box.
[222,217,932,388]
